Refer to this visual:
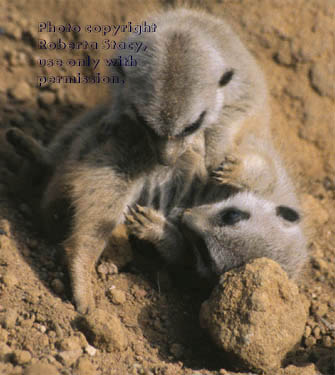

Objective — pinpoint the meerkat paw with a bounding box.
[211,155,248,190]
[71,271,95,314]
[125,205,166,243]
[74,290,94,315]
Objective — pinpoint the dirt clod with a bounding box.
[58,336,82,352]
[200,258,308,373]
[107,288,126,305]
[0,308,18,329]
[8,81,32,102]
[0,342,11,361]
[74,357,97,375]
[57,349,82,367]
[24,363,60,375]
[51,278,65,294]
[13,349,32,365]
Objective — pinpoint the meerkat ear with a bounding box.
[276,206,300,222]
[219,69,234,86]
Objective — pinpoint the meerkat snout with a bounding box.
[155,137,185,166]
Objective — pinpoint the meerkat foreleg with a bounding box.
[125,205,188,265]
[211,155,248,190]
[212,151,277,196]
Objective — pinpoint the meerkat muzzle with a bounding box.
[156,138,185,166]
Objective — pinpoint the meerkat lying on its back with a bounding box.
[126,192,306,287]
[4,7,282,313]
[126,185,307,288]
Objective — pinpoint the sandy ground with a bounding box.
[0,0,334,374]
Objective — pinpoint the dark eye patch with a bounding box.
[219,207,250,226]
[276,206,300,222]
[180,111,206,137]
[219,69,234,87]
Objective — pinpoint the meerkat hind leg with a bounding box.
[58,167,135,314]
[65,233,106,314]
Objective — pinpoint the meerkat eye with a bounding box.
[219,207,250,226]
[181,111,206,137]
[276,206,300,222]
[219,69,234,87]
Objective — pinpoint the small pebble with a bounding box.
[108,288,126,305]
[57,349,82,367]
[37,324,47,333]
[304,325,312,338]
[0,327,8,343]
[38,91,56,107]
[8,81,32,102]
[2,272,18,288]
[2,23,22,40]
[0,343,11,361]
[20,318,34,329]
[322,335,332,347]
[48,330,56,338]
[312,326,321,339]
[305,336,316,347]
[58,336,82,352]
[312,302,328,317]
[24,363,60,375]
[132,286,147,299]
[13,350,32,365]
[85,344,97,357]
[0,308,18,328]
[51,279,65,295]
[74,357,97,375]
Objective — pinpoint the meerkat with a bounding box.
[125,176,307,287]
[4,7,289,313]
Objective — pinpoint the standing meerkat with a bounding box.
[5,7,285,313]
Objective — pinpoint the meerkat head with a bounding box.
[181,192,307,286]
[110,9,266,166]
